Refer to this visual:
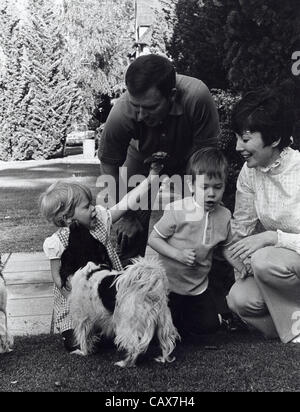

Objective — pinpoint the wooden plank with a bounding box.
[7,283,54,299]
[4,270,52,285]
[4,252,46,262]
[1,253,10,265]
[4,260,50,273]
[8,314,53,336]
[7,297,53,317]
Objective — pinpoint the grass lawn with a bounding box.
[0,332,299,392]
[1,159,299,393]
[0,161,162,253]
[0,162,101,253]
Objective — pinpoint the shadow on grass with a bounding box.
[0,332,299,392]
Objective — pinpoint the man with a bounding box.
[98,54,237,321]
[98,54,220,263]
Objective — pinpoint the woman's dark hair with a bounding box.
[186,147,228,183]
[231,85,295,150]
[125,54,176,99]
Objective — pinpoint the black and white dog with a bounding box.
[60,223,179,367]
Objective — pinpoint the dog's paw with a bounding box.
[0,335,14,354]
[154,355,176,364]
[114,360,127,368]
[114,360,136,368]
[154,355,166,363]
[70,349,86,356]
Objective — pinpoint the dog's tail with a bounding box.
[115,256,168,301]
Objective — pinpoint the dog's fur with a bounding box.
[0,272,13,353]
[69,259,180,367]
[60,222,113,289]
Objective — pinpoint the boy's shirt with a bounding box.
[154,197,231,296]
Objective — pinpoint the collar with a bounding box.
[259,147,291,173]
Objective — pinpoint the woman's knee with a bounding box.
[251,247,275,282]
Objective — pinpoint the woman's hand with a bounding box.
[228,231,278,261]
[177,248,196,266]
[223,248,252,279]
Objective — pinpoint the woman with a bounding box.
[227,87,300,344]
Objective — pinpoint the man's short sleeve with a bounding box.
[153,207,177,239]
[98,95,135,166]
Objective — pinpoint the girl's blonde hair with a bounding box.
[40,181,92,227]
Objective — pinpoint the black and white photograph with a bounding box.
[0,0,299,394]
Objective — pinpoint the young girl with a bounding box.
[41,162,162,352]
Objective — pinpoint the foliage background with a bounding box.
[0,0,299,165]
[0,0,134,160]
[151,0,299,203]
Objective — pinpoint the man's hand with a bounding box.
[228,231,277,261]
[116,214,144,254]
[149,161,164,176]
[177,248,196,266]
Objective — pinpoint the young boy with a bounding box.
[148,147,246,341]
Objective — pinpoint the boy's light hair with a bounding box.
[40,181,92,227]
[186,147,228,183]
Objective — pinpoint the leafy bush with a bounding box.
[151,0,229,90]
[212,89,242,211]
[224,0,298,92]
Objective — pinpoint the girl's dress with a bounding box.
[43,205,122,333]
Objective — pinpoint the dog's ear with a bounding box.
[60,249,76,288]
[82,261,101,277]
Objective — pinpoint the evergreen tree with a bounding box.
[59,0,134,123]
[0,0,84,160]
[0,2,29,160]
[23,0,84,159]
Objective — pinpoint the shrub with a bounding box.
[212,89,242,211]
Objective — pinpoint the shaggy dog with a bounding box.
[59,222,179,367]
[0,270,13,354]
[69,259,180,367]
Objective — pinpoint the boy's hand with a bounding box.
[178,248,196,266]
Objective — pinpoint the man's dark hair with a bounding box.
[125,54,176,98]
[231,86,295,150]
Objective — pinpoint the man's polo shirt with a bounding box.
[98,74,220,175]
